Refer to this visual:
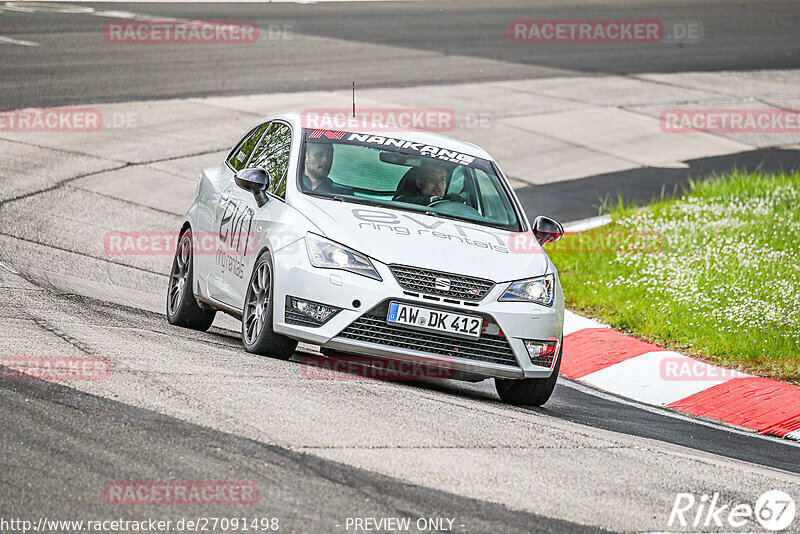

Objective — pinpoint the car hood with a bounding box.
[292,195,550,283]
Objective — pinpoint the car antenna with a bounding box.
[352,81,356,118]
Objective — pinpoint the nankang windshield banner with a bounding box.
[303,129,493,170]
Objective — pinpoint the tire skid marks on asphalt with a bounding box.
[562,312,800,441]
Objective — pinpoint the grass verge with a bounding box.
[550,170,800,384]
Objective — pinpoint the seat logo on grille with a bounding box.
[434,277,451,291]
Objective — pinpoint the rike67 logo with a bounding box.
[668,490,796,531]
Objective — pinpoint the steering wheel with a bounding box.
[427,198,481,217]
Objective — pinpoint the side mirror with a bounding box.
[235,168,270,207]
[533,216,563,246]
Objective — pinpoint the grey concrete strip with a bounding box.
[0,101,254,164]
[635,70,800,98]
[0,139,122,203]
[143,150,231,180]
[502,107,751,169]
[357,81,582,119]
[630,99,800,149]
[0,234,167,315]
[193,90,382,117]
[72,166,196,216]
[494,75,719,108]
[4,69,798,194]
[458,122,638,185]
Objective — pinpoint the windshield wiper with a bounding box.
[304,191,384,208]
[423,210,465,223]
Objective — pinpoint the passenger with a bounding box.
[393,164,464,206]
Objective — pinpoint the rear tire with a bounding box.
[241,251,298,359]
[495,346,561,406]
[166,228,216,331]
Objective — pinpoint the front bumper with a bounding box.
[271,239,564,379]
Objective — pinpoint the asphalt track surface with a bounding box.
[1,358,603,534]
[1,0,800,107]
[1,1,800,533]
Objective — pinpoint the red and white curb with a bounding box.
[561,310,800,441]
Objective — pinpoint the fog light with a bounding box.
[480,319,503,337]
[286,297,341,326]
[524,339,558,368]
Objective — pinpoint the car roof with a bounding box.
[261,111,494,161]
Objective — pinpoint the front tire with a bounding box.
[495,346,561,406]
[241,252,298,359]
[166,228,216,331]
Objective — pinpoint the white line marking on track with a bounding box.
[563,214,612,232]
[0,35,39,46]
[4,1,92,14]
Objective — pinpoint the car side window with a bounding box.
[227,123,269,171]
[248,122,292,198]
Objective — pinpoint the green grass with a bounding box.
[550,170,800,384]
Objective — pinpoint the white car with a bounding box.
[167,112,565,405]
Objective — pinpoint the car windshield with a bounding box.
[298,131,522,231]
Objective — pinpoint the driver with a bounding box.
[393,164,464,206]
[301,143,352,195]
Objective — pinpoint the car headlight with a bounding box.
[498,274,555,306]
[305,233,382,281]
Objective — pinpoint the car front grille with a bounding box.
[388,265,494,301]
[337,305,519,368]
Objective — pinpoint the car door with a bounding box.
[203,122,269,305]
[208,121,295,310]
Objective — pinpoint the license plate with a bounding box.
[387,301,481,339]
